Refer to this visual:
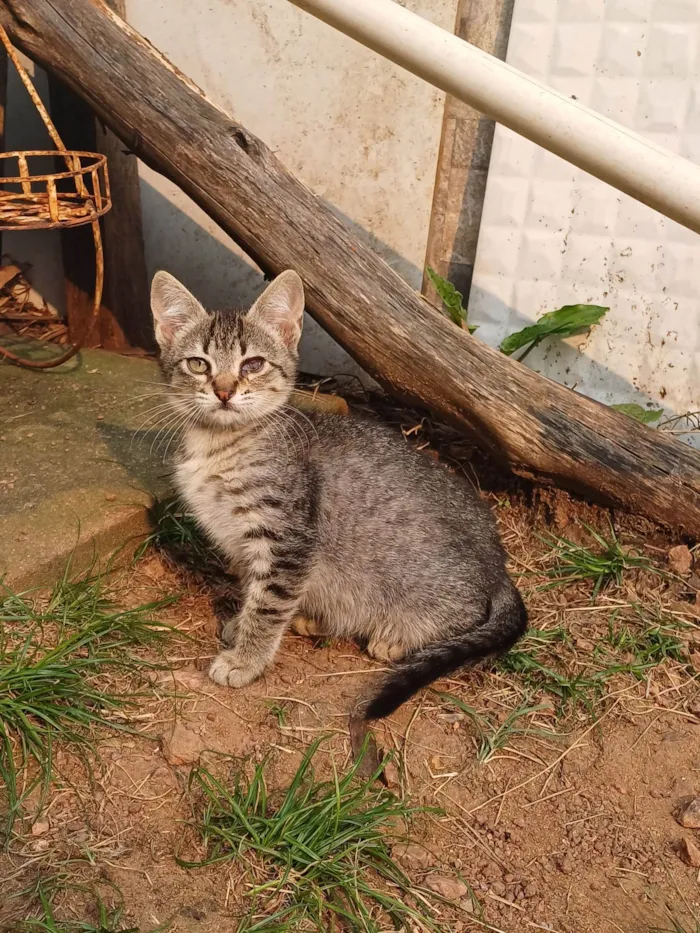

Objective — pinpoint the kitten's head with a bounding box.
[150,270,304,429]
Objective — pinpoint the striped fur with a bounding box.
[150,270,527,716]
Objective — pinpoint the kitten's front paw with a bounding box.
[209,649,264,688]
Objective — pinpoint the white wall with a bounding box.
[127,0,457,379]
[470,0,700,445]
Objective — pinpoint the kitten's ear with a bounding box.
[150,271,207,348]
[250,270,304,349]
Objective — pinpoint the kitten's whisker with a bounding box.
[150,403,200,457]
[162,405,202,464]
[276,408,312,452]
[283,404,320,442]
[131,403,182,434]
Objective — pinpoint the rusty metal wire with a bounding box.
[0,25,111,370]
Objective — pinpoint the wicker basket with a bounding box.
[0,150,111,231]
[0,25,111,369]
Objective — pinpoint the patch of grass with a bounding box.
[180,738,449,932]
[652,916,700,933]
[499,609,691,715]
[0,562,176,843]
[602,608,688,670]
[436,693,554,761]
[136,496,211,563]
[265,701,289,728]
[16,875,169,932]
[539,522,658,598]
[137,496,227,577]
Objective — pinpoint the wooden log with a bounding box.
[3,0,699,536]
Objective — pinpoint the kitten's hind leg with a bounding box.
[291,615,324,638]
[367,638,408,663]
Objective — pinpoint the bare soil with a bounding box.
[2,433,700,932]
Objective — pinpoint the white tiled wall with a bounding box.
[469,0,700,444]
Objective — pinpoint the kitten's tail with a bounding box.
[361,582,527,722]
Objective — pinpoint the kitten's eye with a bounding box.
[241,357,265,376]
[186,357,209,374]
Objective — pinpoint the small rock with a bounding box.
[679,837,700,868]
[459,897,474,914]
[163,669,210,692]
[491,881,506,897]
[161,722,206,766]
[669,545,693,576]
[426,874,468,900]
[383,760,400,788]
[31,820,49,837]
[394,842,433,871]
[104,493,117,502]
[524,882,538,897]
[676,797,700,829]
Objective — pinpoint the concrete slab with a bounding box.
[0,341,171,589]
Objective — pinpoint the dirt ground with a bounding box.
[2,416,699,933]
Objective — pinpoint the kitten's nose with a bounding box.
[213,375,237,404]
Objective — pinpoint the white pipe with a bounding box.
[289,0,700,235]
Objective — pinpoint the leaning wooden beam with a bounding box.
[3,0,699,536]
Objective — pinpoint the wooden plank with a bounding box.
[423,0,515,305]
[4,0,700,535]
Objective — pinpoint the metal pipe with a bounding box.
[289,0,700,235]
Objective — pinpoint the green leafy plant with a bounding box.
[500,304,608,361]
[181,738,448,932]
[0,562,176,842]
[610,402,663,424]
[426,267,477,334]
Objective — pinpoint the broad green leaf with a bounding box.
[610,403,663,424]
[499,304,608,356]
[426,266,477,334]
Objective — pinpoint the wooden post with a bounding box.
[423,0,514,305]
[0,43,7,258]
[47,0,151,352]
[4,0,700,536]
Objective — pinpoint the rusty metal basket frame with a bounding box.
[0,24,112,370]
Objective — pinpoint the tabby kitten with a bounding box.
[150,270,527,720]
